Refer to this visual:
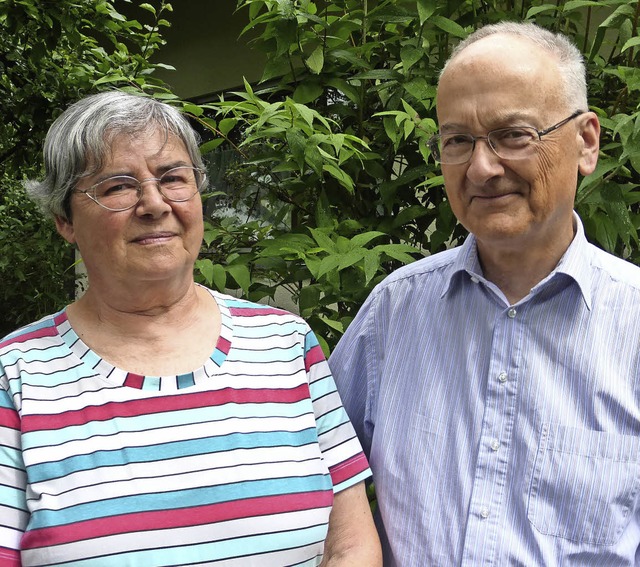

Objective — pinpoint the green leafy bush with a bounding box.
[0,0,175,332]
[194,0,639,353]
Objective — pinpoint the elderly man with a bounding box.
[329,21,640,566]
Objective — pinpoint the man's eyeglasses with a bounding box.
[428,111,585,165]
[74,166,206,212]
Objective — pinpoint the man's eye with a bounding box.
[493,128,534,144]
[443,135,473,147]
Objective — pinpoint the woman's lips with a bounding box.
[132,232,176,244]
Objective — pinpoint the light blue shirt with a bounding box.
[329,215,640,566]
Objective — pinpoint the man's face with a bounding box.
[436,34,596,255]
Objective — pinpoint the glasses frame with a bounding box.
[73,166,207,212]
[428,110,586,165]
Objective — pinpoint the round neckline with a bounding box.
[56,288,233,391]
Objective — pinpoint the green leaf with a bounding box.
[562,1,603,11]
[319,315,344,333]
[226,264,251,292]
[401,45,423,71]
[416,0,436,25]
[310,228,337,252]
[430,16,466,39]
[293,81,324,104]
[350,231,386,248]
[525,4,557,18]
[363,250,381,285]
[306,46,324,74]
[316,254,344,279]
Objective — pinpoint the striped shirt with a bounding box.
[0,289,371,566]
[329,215,640,566]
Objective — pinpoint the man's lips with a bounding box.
[131,231,177,244]
[471,191,519,202]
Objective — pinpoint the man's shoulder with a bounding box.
[589,243,640,291]
[379,246,461,288]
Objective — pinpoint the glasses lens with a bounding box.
[488,127,538,160]
[93,176,140,210]
[159,167,202,202]
[437,134,474,164]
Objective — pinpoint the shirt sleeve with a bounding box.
[328,288,380,458]
[304,330,371,493]
[0,374,27,566]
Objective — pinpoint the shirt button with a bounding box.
[490,439,500,451]
[498,372,508,383]
[507,307,517,318]
[480,507,490,519]
[470,276,480,284]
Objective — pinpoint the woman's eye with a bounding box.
[99,179,137,195]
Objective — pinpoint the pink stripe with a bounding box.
[0,548,20,567]
[330,453,370,486]
[229,306,288,317]
[0,325,57,349]
[304,344,325,372]
[0,407,20,430]
[217,336,231,354]
[123,373,144,389]
[21,490,333,548]
[22,384,311,433]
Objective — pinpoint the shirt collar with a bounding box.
[442,212,593,309]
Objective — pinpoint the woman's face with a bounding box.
[56,129,204,290]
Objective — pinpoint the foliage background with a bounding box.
[1,0,638,350]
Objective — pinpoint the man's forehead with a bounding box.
[443,33,557,82]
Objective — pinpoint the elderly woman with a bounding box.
[0,91,381,566]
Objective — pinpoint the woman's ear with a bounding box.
[577,112,600,176]
[55,215,77,245]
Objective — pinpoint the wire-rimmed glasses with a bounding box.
[428,111,585,165]
[74,166,206,211]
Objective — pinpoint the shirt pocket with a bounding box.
[527,423,640,545]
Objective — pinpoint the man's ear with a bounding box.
[577,112,600,177]
[55,215,76,245]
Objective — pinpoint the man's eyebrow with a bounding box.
[439,123,470,133]
[439,113,538,133]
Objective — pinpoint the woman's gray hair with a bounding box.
[441,22,588,111]
[27,90,207,220]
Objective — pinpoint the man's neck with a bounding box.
[475,228,575,305]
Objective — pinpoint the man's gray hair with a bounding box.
[441,21,588,112]
[27,90,207,220]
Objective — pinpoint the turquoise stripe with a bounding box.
[28,427,319,483]
[23,399,314,449]
[177,373,195,388]
[0,387,15,409]
[30,474,332,529]
[210,348,226,366]
[308,373,336,400]
[333,469,371,493]
[305,330,320,352]
[0,484,27,510]
[315,405,349,433]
